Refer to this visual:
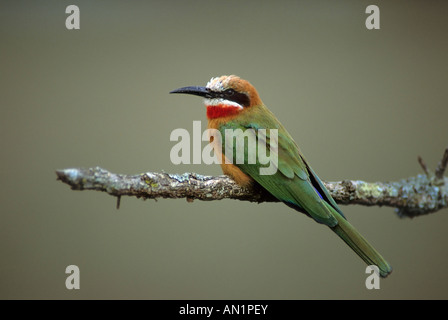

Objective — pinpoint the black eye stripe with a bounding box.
[221,89,250,107]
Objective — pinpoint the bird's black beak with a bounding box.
[169,86,213,98]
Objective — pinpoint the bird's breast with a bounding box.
[207,118,254,187]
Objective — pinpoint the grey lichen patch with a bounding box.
[168,173,191,183]
[393,174,448,218]
[64,168,79,181]
[388,185,399,198]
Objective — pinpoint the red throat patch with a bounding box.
[206,104,241,119]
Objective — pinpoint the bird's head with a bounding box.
[170,75,262,119]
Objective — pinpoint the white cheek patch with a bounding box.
[204,98,243,109]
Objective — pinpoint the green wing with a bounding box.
[219,116,344,227]
[217,108,393,278]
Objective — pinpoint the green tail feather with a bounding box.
[330,208,392,278]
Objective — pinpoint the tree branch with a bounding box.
[56,147,448,218]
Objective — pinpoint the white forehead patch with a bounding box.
[206,77,225,92]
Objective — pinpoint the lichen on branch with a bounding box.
[56,147,448,218]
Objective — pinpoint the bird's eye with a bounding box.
[226,89,235,96]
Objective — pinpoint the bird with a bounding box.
[170,75,392,277]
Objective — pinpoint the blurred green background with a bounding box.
[1,0,447,299]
